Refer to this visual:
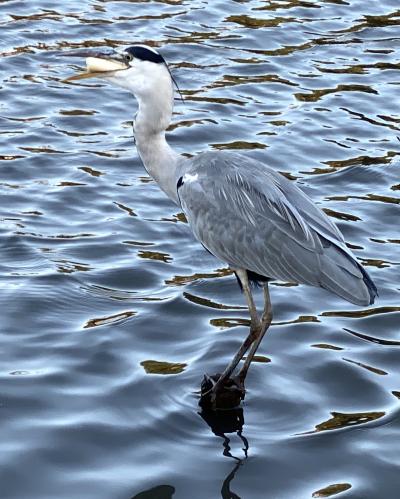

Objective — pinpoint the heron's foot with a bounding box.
[199,373,245,411]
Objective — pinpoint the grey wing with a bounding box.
[177,151,376,306]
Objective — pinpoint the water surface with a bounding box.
[1,1,400,498]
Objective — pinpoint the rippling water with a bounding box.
[1,1,400,498]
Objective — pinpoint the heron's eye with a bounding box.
[124,52,133,63]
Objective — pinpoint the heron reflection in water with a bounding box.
[200,406,248,499]
[65,45,377,410]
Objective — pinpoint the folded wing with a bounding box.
[177,151,377,306]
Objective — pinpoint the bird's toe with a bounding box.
[200,373,245,411]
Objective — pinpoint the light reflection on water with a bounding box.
[1,0,400,498]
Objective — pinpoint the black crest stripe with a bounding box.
[125,45,183,102]
[126,46,165,64]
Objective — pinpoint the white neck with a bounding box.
[107,62,181,204]
[134,105,179,204]
[134,98,180,204]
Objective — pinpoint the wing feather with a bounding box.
[177,151,376,305]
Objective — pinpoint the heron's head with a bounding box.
[66,45,174,101]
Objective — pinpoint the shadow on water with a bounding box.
[131,485,175,499]
[199,407,248,499]
[131,407,248,499]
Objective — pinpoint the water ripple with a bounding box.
[1,0,399,498]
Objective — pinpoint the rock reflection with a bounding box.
[165,268,233,286]
[78,166,104,177]
[183,292,246,310]
[113,201,137,217]
[342,357,388,376]
[211,141,267,150]
[360,258,391,269]
[83,310,136,328]
[324,152,397,169]
[337,10,400,33]
[312,482,352,498]
[199,406,248,499]
[140,360,187,375]
[59,109,97,116]
[322,208,361,222]
[55,259,92,273]
[242,355,270,363]
[226,14,296,29]
[311,343,343,351]
[274,314,320,325]
[210,318,250,330]
[137,250,172,263]
[327,194,400,204]
[301,410,386,435]
[344,328,400,346]
[186,95,246,106]
[295,84,378,102]
[321,306,400,318]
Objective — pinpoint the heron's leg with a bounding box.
[210,269,260,393]
[235,268,260,327]
[238,282,272,383]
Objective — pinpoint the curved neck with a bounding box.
[134,93,180,205]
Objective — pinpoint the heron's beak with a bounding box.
[63,49,128,82]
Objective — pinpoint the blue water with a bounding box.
[1,1,399,498]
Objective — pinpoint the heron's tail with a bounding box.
[319,241,378,306]
[358,264,378,305]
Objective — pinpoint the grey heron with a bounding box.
[65,45,377,409]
